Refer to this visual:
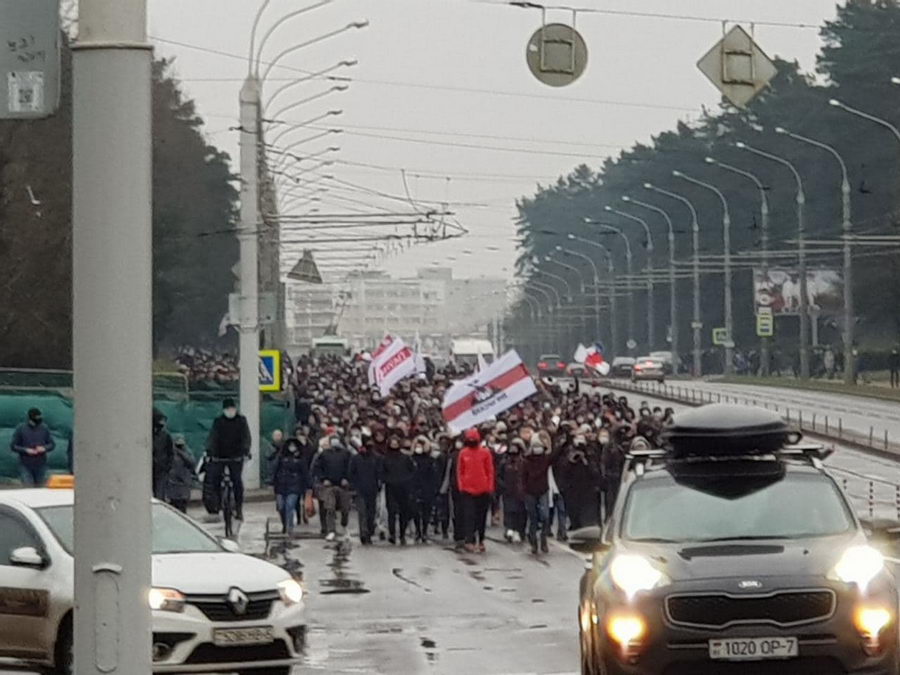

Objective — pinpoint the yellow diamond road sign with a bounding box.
[697,25,777,109]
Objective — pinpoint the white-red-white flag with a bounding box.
[442,350,537,434]
[367,334,395,385]
[374,338,417,396]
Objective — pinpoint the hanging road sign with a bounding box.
[0,0,60,119]
[712,327,729,346]
[757,314,774,337]
[526,22,588,87]
[258,349,282,392]
[697,25,777,109]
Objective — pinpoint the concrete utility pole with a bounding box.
[73,1,153,673]
[239,75,262,489]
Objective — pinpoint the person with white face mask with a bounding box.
[204,397,252,520]
[410,436,440,543]
[521,431,563,555]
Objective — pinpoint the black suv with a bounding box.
[572,404,900,675]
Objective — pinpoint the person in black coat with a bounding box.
[348,439,382,544]
[152,409,174,500]
[311,436,352,540]
[410,437,440,543]
[381,436,415,545]
[271,438,311,536]
[167,436,198,513]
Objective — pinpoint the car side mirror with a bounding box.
[568,525,608,554]
[219,538,241,553]
[9,546,48,569]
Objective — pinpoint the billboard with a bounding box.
[753,268,844,316]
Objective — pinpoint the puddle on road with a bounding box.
[320,539,369,595]
[392,567,432,592]
[420,636,439,663]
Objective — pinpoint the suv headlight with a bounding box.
[278,579,304,605]
[148,588,185,613]
[610,554,669,600]
[830,545,885,593]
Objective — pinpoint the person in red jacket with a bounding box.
[456,427,495,553]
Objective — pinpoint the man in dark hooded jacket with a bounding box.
[10,407,55,487]
[349,439,382,544]
[152,408,174,500]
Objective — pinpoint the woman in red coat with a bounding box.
[456,428,495,553]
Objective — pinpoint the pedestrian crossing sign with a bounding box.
[259,350,281,392]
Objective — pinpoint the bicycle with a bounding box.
[205,456,242,539]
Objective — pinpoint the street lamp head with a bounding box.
[672,170,683,177]
[327,109,343,116]
[555,245,562,251]
[567,233,575,240]
[332,85,350,92]
[774,126,787,135]
[349,20,370,29]
[603,205,613,212]
[328,128,343,134]
[892,77,900,86]
[582,217,591,223]
[828,98,842,108]
[341,59,359,67]
[327,146,340,152]
[734,141,747,149]
[643,182,653,189]
[621,195,631,202]
[704,156,716,164]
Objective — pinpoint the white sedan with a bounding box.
[0,489,305,674]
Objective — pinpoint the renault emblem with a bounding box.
[738,579,763,590]
[227,588,249,615]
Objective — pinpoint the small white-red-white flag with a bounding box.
[374,337,417,396]
[442,350,537,434]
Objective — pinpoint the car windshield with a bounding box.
[539,355,561,362]
[623,472,854,542]
[37,503,222,555]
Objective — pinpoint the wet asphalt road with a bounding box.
[218,501,585,675]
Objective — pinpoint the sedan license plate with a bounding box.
[212,626,274,647]
[709,637,798,661]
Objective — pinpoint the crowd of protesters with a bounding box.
[266,355,673,555]
[174,346,240,388]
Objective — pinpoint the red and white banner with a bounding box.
[574,342,610,376]
[367,334,395,386]
[442,349,537,434]
[374,337,417,396]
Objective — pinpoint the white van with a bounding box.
[450,338,495,369]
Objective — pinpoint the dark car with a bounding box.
[572,405,900,675]
[537,353,567,377]
[611,357,636,378]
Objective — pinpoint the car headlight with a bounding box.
[831,546,885,593]
[278,579,304,605]
[610,554,668,600]
[148,588,185,613]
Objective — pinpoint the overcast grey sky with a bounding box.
[148,0,839,282]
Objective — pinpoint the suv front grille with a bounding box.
[185,590,279,622]
[666,589,836,629]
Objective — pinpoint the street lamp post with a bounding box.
[775,126,855,385]
[568,234,617,356]
[530,281,561,352]
[672,170,734,376]
[556,245,602,345]
[586,219,635,355]
[546,253,587,339]
[644,184,703,377]
[606,205,656,351]
[735,141,810,380]
[621,196,679,370]
[704,157,771,376]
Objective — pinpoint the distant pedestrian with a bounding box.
[10,408,55,487]
[410,436,440,543]
[349,439,382,545]
[311,436,352,541]
[383,435,415,545]
[167,435,197,513]
[890,349,900,389]
[271,438,310,536]
[152,408,174,500]
[456,428,495,554]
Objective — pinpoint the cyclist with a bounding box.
[205,398,252,520]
